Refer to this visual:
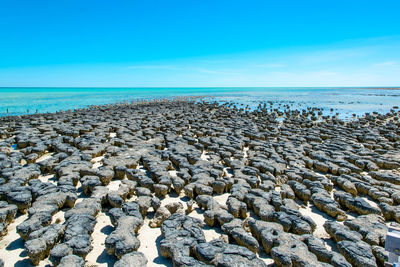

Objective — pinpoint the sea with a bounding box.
[0,87,399,119]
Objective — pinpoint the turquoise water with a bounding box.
[0,87,399,119]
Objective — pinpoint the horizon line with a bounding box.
[1,86,400,89]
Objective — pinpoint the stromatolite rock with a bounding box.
[273,207,316,235]
[160,214,206,264]
[337,240,377,267]
[150,206,171,228]
[372,245,389,266]
[303,234,351,267]
[343,214,387,246]
[107,192,124,208]
[137,195,152,216]
[154,183,169,197]
[114,251,148,267]
[5,187,32,214]
[105,217,141,258]
[106,201,143,258]
[80,175,102,195]
[379,202,400,223]
[268,231,324,266]
[49,243,73,265]
[194,239,267,267]
[64,198,101,219]
[0,201,17,225]
[370,171,400,185]
[58,255,85,267]
[17,212,53,240]
[227,197,247,218]
[323,220,362,242]
[287,180,311,202]
[334,191,381,215]
[25,223,65,265]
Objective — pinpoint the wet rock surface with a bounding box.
[0,99,399,266]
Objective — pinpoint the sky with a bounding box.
[0,0,400,87]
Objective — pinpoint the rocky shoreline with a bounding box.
[0,99,399,267]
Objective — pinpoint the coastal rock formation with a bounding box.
[0,99,399,266]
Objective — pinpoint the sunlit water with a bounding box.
[0,87,399,119]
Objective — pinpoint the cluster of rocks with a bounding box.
[0,99,399,266]
[0,201,17,238]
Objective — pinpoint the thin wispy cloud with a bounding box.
[255,63,286,68]
[126,65,180,70]
[194,67,245,75]
[371,61,397,67]
[195,68,223,74]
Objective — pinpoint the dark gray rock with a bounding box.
[334,191,381,215]
[17,213,53,240]
[287,180,311,202]
[304,234,351,267]
[64,198,101,219]
[49,243,73,266]
[160,214,205,264]
[337,240,377,267]
[230,227,259,253]
[114,251,148,267]
[107,192,124,208]
[66,234,93,258]
[343,214,387,246]
[0,201,18,224]
[58,255,85,267]
[324,220,362,243]
[80,175,102,195]
[311,191,347,221]
[135,186,152,197]
[25,223,65,265]
[227,197,247,218]
[194,239,267,267]
[372,245,389,266]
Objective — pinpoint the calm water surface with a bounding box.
[0,87,399,119]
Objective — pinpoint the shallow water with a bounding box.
[0,87,399,118]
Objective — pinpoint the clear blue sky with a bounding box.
[0,0,399,87]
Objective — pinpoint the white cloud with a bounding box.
[371,61,397,67]
[126,65,180,70]
[255,63,286,68]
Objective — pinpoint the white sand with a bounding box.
[243,147,249,158]
[223,167,233,177]
[258,251,275,266]
[38,174,56,185]
[138,195,186,266]
[107,180,121,191]
[36,152,54,163]
[85,211,115,266]
[137,220,172,267]
[91,155,104,169]
[299,203,330,239]
[200,151,211,160]
[51,210,65,225]
[168,170,177,177]
[213,192,229,206]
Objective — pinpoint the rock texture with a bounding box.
[0,99,399,266]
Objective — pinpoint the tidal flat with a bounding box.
[0,99,399,267]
